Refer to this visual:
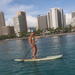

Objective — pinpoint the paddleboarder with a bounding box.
[28,32,37,59]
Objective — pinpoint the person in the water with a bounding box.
[28,32,37,59]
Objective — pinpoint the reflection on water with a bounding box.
[0,34,75,75]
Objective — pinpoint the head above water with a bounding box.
[30,32,35,36]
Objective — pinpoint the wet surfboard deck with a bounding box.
[14,55,63,62]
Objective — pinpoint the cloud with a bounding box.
[0,0,14,10]
[7,4,34,13]
[0,0,13,6]
[27,15,38,27]
[6,18,13,26]
[5,4,34,17]
[28,10,48,16]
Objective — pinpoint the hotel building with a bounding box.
[47,8,65,29]
[13,11,27,36]
[0,12,5,26]
[37,15,48,31]
[0,26,15,36]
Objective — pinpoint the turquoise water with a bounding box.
[0,34,75,75]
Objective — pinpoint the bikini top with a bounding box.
[32,37,35,40]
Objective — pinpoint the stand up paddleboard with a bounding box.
[14,55,63,62]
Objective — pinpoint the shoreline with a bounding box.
[35,32,75,38]
[1,32,75,41]
[46,32,75,37]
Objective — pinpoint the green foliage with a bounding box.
[48,28,55,34]
[35,29,43,35]
[19,32,28,37]
[63,25,72,33]
[47,25,73,34]
[0,34,16,40]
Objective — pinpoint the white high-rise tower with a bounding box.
[47,8,65,29]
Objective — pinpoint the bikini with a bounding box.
[32,37,36,46]
[32,37,35,40]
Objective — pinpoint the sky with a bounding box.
[0,0,75,27]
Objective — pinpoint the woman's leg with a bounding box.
[32,45,37,58]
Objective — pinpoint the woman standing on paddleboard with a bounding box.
[28,32,37,59]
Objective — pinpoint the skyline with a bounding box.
[1,0,75,27]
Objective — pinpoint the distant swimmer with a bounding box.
[28,32,37,59]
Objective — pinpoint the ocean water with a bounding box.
[0,34,75,75]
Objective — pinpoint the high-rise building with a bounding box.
[65,12,75,27]
[37,15,48,30]
[47,12,51,28]
[0,26,15,36]
[58,8,65,27]
[13,11,27,36]
[72,12,75,18]
[48,8,65,29]
[71,12,75,26]
[0,12,5,26]
[65,13,72,26]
